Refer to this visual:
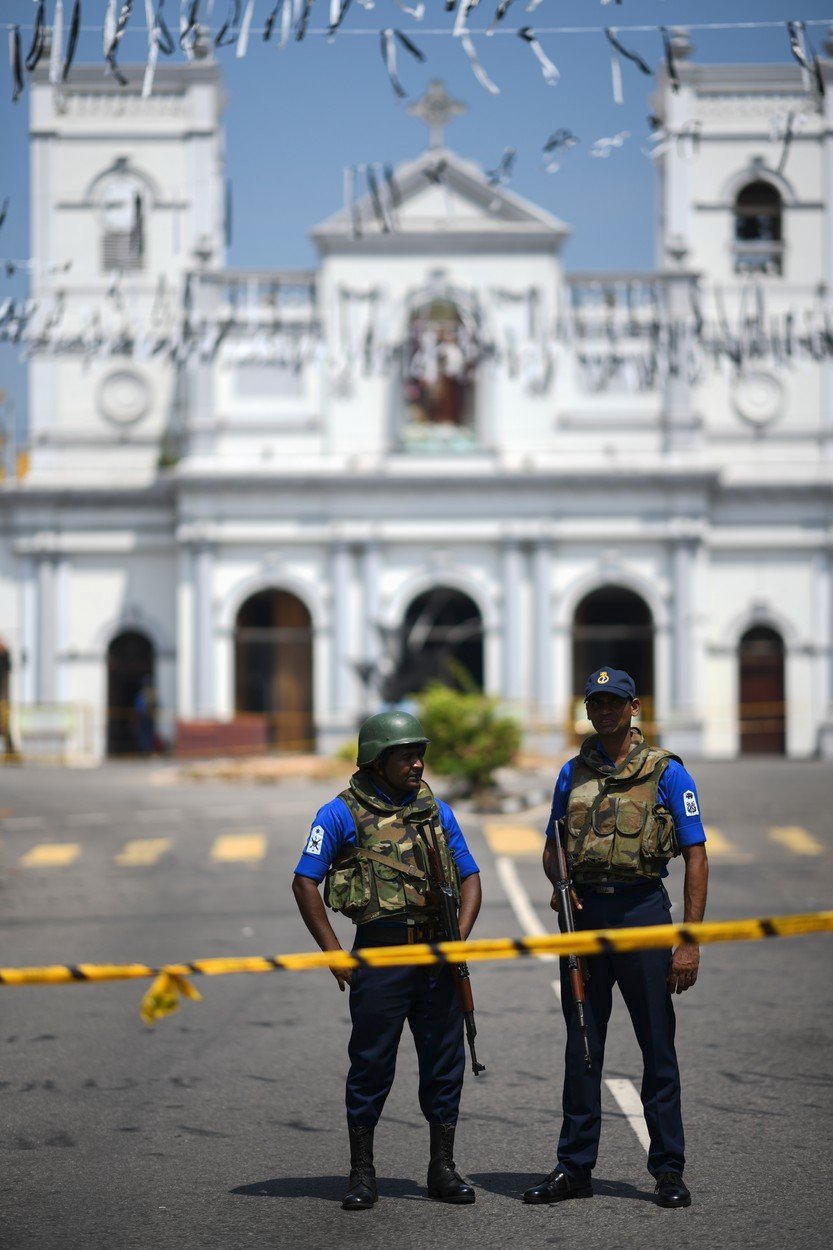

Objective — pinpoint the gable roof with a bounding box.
[310,147,570,255]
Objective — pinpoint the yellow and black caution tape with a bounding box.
[1,911,831,1026]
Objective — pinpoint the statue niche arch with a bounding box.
[234,589,313,750]
[401,295,478,448]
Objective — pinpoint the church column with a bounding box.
[817,545,833,757]
[331,541,353,715]
[36,554,57,703]
[663,536,704,756]
[532,538,553,721]
[822,73,833,458]
[360,539,381,710]
[502,540,524,703]
[193,542,214,717]
[20,556,36,704]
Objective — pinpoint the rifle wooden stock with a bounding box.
[554,819,593,1072]
[413,818,486,1077]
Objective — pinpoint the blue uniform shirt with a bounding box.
[294,791,479,883]
[545,750,707,865]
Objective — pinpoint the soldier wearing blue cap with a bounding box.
[524,668,709,1211]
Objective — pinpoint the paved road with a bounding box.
[1,759,831,1250]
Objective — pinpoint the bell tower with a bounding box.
[27,51,226,484]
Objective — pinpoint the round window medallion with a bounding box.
[731,370,783,427]
[97,369,152,426]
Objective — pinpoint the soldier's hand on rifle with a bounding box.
[550,886,583,913]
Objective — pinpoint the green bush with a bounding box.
[417,681,522,790]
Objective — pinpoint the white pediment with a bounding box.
[311,147,570,252]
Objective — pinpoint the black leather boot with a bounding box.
[523,1168,593,1204]
[341,1125,378,1211]
[427,1124,475,1204]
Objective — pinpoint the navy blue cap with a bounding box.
[584,668,636,701]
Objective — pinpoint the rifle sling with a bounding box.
[352,847,427,881]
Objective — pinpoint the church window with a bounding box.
[95,163,148,272]
[401,298,477,450]
[733,181,783,276]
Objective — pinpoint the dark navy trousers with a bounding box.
[557,880,685,1179]
[346,929,465,1129]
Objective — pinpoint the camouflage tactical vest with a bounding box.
[565,729,681,881]
[323,770,461,925]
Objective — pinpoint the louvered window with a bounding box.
[102,230,143,272]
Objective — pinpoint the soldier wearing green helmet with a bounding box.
[293,709,482,1211]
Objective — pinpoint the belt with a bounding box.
[576,878,661,895]
[355,921,440,945]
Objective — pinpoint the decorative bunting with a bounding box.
[590,130,629,158]
[605,27,651,105]
[143,0,159,96]
[461,33,499,95]
[180,0,201,56]
[9,27,24,103]
[542,126,578,172]
[215,0,241,46]
[237,0,257,57]
[328,0,352,40]
[786,21,825,100]
[486,146,515,186]
[0,198,8,230]
[660,26,680,94]
[517,28,558,86]
[487,0,516,37]
[365,164,390,232]
[106,1,134,86]
[24,2,47,73]
[379,28,425,100]
[295,0,313,41]
[62,0,81,83]
[154,1,176,54]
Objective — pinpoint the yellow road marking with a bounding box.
[210,833,266,863]
[703,827,751,861]
[484,823,544,856]
[768,826,824,857]
[20,843,81,868]
[115,838,172,867]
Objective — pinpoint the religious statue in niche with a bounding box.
[401,298,478,448]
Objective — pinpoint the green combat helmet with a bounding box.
[356,710,429,767]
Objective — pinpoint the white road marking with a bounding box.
[605,1078,651,1154]
[494,856,558,963]
[493,848,655,1158]
[1,816,45,830]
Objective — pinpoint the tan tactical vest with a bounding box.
[565,729,681,881]
[324,771,461,925]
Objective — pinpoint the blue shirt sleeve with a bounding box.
[545,759,577,839]
[294,796,479,882]
[658,761,707,847]
[293,797,356,883]
[438,800,479,879]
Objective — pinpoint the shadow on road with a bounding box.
[230,1175,424,1202]
[470,1172,655,1203]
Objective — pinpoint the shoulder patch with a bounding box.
[683,790,700,818]
[304,825,325,856]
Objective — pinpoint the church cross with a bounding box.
[408,80,467,150]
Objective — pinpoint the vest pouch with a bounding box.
[324,857,372,918]
[573,796,616,872]
[641,805,679,861]
[369,839,414,914]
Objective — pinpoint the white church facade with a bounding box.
[1,45,833,762]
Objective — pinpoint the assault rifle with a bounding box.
[413,817,486,1078]
[554,819,592,1072]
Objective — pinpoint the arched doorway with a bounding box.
[739,626,785,754]
[107,630,155,756]
[381,587,484,703]
[234,589,313,750]
[572,586,655,733]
